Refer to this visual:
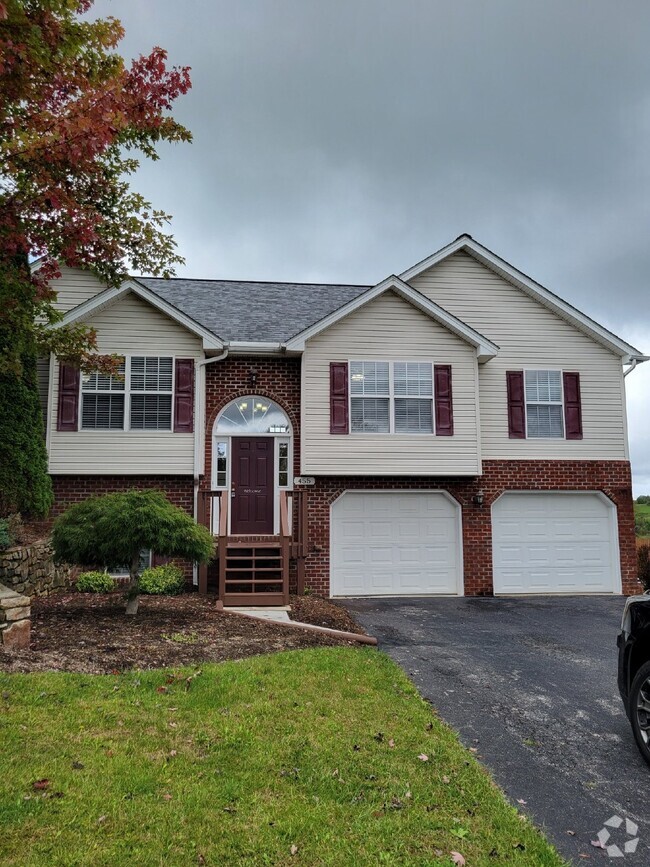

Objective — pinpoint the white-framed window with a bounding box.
[129,356,173,431]
[81,360,126,430]
[107,549,152,578]
[350,361,434,434]
[215,440,228,487]
[80,356,174,431]
[525,369,564,438]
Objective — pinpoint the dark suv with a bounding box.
[618,592,650,766]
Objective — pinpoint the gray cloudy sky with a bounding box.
[95,0,649,490]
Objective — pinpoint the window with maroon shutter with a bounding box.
[506,371,526,438]
[57,364,80,431]
[173,358,195,433]
[330,362,349,434]
[434,365,453,436]
[563,371,583,440]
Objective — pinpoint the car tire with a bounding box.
[630,660,650,768]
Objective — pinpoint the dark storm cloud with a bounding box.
[94,0,650,487]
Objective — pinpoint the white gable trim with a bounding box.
[284,274,498,362]
[52,279,224,351]
[399,235,647,364]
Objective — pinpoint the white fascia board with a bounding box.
[52,279,224,351]
[285,274,498,361]
[400,235,647,363]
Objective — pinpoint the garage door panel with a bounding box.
[492,493,618,595]
[331,492,461,596]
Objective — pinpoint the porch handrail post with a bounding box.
[218,491,228,603]
[279,490,290,604]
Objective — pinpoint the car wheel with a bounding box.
[630,660,650,767]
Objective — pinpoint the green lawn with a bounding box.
[0,649,566,867]
[635,503,650,519]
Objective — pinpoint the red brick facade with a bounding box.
[49,357,640,598]
[202,356,302,490]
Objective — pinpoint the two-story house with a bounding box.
[40,235,647,604]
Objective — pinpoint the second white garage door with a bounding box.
[492,492,620,594]
[330,491,462,596]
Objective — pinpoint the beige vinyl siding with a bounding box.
[301,291,481,475]
[49,265,108,312]
[409,251,627,460]
[49,292,203,475]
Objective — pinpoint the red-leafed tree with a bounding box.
[0,0,192,516]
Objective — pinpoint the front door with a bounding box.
[231,437,274,534]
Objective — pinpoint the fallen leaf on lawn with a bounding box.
[418,754,429,762]
[442,775,451,784]
[32,779,49,791]
[374,732,384,742]
[590,839,605,849]
[156,686,168,694]
[388,739,395,748]
[162,793,173,801]
[197,856,206,865]
[450,852,466,866]
[72,761,85,770]
[169,722,178,728]
[97,815,106,824]
[169,750,177,757]
[290,844,298,855]
[426,722,434,730]
[516,799,527,805]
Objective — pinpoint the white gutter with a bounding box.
[624,358,639,378]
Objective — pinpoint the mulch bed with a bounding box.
[0,592,366,674]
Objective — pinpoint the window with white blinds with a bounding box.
[81,360,126,430]
[525,369,564,438]
[129,357,173,430]
[80,357,174,431]
[350,361,434,434]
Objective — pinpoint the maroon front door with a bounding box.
[230,437,274,534]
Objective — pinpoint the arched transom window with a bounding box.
[215,396,290,435]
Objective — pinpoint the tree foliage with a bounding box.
[1,0,192,376]
[52,490,214,613]
[0,1,192,516]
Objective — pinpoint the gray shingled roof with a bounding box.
[138,277,370,343]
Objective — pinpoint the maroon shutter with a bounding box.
[174,359,194,433]
[57,363,80,431]
[506,371,526,438]
[434,364,453,436]
[151,553,171,567]
[330,362,349,434]
[563,371,583,440]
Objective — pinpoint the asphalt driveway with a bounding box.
[343,596,650,865]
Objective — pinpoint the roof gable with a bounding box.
[284,275,499,362]
[400,235,646,362]
[53,279,224,351]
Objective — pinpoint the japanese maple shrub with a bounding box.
[52,490,213,614]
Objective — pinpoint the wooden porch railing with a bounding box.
[197,487,309,603]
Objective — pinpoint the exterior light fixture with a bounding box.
[472,490,484,507]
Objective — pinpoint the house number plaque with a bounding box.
[294,477,315,486]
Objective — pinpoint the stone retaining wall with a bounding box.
[0,583,30,650]
[0,539,74,597]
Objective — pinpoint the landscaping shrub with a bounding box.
[635,514,650,537]
[639,544,650,592]
[0,519,11,551]
[76,571,117,593]
[139,564,185,595]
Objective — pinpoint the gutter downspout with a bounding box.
[624,358,638,378]
[193,345,229,584]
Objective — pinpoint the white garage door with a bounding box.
[492,492,620,594]
[330,491,462,596]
